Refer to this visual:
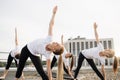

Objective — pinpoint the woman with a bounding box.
[0,28,24,80]
[74,22,118,80]
[51,35,74,78]
[14,6,64,80]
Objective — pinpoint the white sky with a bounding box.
[0,0,120,56]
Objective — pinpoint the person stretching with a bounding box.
[74,22,117,80]
[14,6,64,80]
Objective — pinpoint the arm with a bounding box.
[46,59,52,80]
[61,34,63,45]
[61,35,73,77]
[48,6,58,36]
[93,22,99,44]
[66,66,74,78]
[15,27,18,46]
[65,53,74,78]
[101,65,106,80]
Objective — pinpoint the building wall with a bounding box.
[64,36,114,67]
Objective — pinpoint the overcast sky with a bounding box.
[0,0,120,56]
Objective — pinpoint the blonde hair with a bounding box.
[53,46,64,55]
[56,55,63,80]
[106,49,115,58]
[113,56,119,75]
[105,49,119,75]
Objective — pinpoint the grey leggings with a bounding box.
[74,52,104,80]
[15,45,49,80]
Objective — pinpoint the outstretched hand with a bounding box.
[53,6,57,14]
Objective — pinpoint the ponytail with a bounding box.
[57,55,63,80]
[113,56,118,75]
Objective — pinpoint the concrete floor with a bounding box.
[0,67,120,80]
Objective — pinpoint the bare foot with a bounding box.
[0,76,5,79]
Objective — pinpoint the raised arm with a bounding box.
[48,6,58,36]
[93,22,99,43]
[15,27,18,46]
[61,35,63,45]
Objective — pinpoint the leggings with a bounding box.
[51,56,69,74]
[6,52,17,70]
[74,52,104,80]
[15,45,49,80]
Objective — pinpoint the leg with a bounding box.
[63,63,74,79]
[20,72,25,80]
[74,52,85,78]
[14,56,25,80]
[86,59,104,80]
[14,58,18,67]
[63,63,69,74]
[15,46,29,79]
[6,52,14,70]
[29,53,49,80]
[0,53,13,79]
[51,56,57,69]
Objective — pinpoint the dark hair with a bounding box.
[15,53,20,59]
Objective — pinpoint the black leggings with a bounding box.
[15,45,49,80]
[6,52,17,70]
[74,52,104,80]
[51,56,69,74]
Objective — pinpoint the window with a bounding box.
[69,42,71,53]
[90,41,93,48]
[85,42,88,49]
[81,42,84,50]
[94,41,97,47]
[77,42,80,55]
[73,42,75,55]
[108,40,112,49]
[105,59,108,65]
[103,41,107,49]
